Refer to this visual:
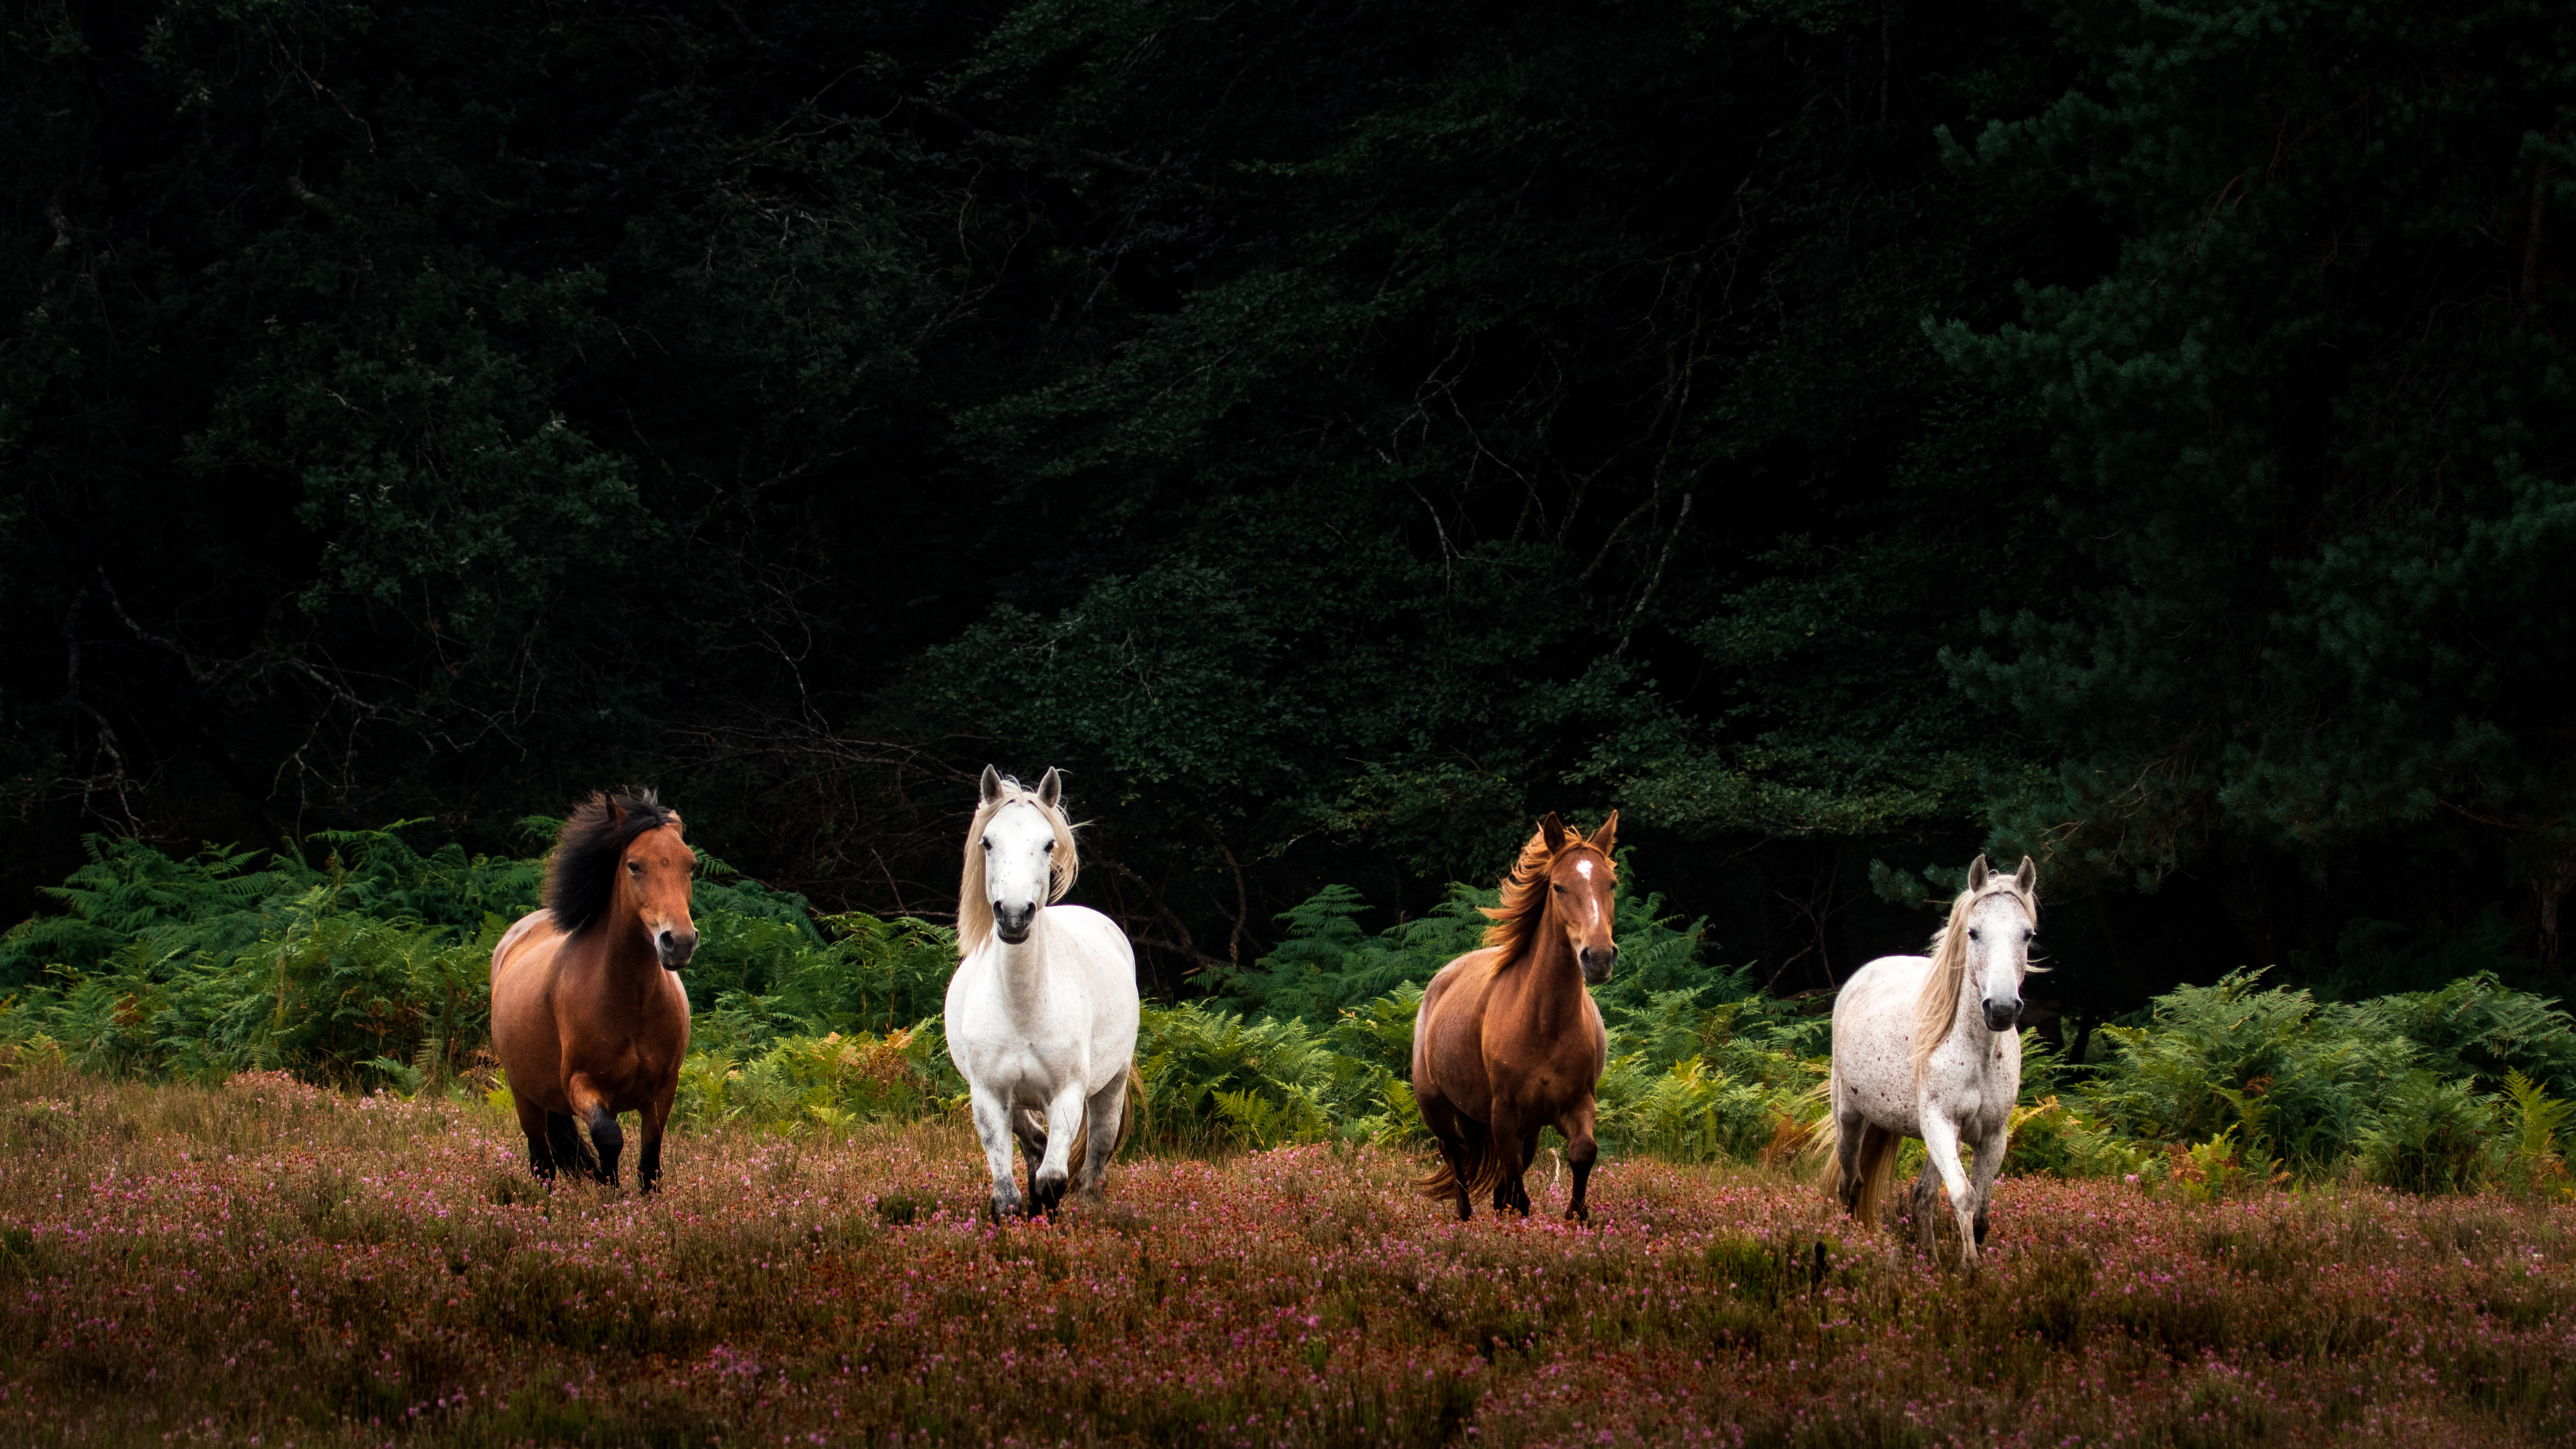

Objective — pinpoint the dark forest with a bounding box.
[7,0,2573,1033]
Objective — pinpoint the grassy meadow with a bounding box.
[2,1058,2571,1448]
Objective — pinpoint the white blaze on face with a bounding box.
[984,802,1056,917]
[1574,856,1604,928]
[1970,893,2028,1011]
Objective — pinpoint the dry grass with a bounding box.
[0,1062,2570,1446]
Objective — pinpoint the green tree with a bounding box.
[1942,0,2576,963]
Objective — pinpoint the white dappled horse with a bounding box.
[945,766,1143,1219]
[1827,854,2039,1265]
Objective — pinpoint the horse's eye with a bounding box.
[1967,927,1981,941]
[628,862,643,875]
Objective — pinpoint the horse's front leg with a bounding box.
[1029,1077,1087,1217]
[969,1086,1025,1220]
[1556,1097,1599,1223]
[1916,1106,1978,1267]
[637,1075,676,1195]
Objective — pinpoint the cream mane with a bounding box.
[955,776,1080,957]
[1909,868,2039,1080]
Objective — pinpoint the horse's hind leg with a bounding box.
[1073,1073,1127,1203]
[1486,1104,1532,1217]
[1966,1122,2009,1248]
[1434,1133,1477,1221]
[1830,1077,1867,1215]
[1909,1157,1941,1251]
[543,1111,596,1182]
[565,1075,623,1186]
[1011,1107,1049,1210]
[1510,1125,1543,1217]
[513,1093,556,1182]
[1557,1098,1600,1224]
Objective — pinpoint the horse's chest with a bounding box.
[956,1031,1082,1102]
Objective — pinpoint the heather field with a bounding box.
[0,1067,2569,1448]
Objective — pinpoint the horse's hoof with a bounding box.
[1029,1172,1067,1218]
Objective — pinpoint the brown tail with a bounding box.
[1825,1116,1902,1228]
[1417,1133,1507,1202]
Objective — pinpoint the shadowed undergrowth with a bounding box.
[12,832,2576,1196]
[0,1062,2570,1446]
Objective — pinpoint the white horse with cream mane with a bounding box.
[1827,854,2040,1266]
[945,766,1144,1219]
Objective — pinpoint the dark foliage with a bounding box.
[3,0,2569,1017]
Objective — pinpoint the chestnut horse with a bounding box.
[1413,812,1620,1221]
[491,790,699,1190]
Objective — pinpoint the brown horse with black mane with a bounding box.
[491,790,698,1190]
[1413,811,1619,1221]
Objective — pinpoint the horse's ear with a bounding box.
[665,810,685,837]
[2015,855,2037,893]
[1540,813,1568,852]
[1966,853,1989,891]
[979,764,1004,807]
[608,795,629,827]
[1035,767,1062,810]
[1590,809,1619,858]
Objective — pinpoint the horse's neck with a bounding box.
[1941,967,2003,1078]
[1510,915,1587,1033]
[990,927,1061,1019]
[591,912,667,1003]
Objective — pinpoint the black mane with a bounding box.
[544,788,679,933]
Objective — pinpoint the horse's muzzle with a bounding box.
[1982,998,2021,1032]
[1579,944,1618,986]
[657,927,699,971]
[993,904,1036,945]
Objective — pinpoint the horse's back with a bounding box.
[492,910,558,980]
[1832,953,1930,1126]
[1412,948,1502,1109]
[1048,904,1141,1066]
[1837,953,1928,1018]
[490,910,567,1109]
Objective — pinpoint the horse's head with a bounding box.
[1960,854,2039,1030]
[544,789,699,970]
[1542,810,1621,985]
[618,809,699,971]
[977,765,1073,946]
